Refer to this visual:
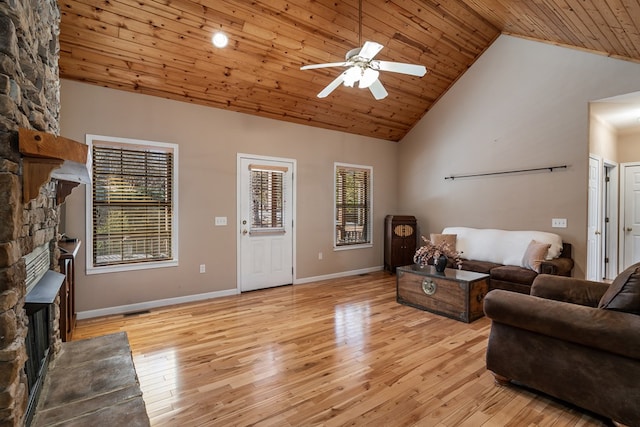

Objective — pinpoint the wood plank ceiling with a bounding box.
[58,0,640,142]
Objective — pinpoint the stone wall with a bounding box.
[0,0,61,425]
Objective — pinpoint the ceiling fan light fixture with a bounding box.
[343,67,361,87]
[359,68,379,89]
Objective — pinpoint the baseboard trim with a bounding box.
[294,266,383,285]
[78,266,384,319]
[77,288,239,320]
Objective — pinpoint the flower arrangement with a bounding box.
[413,236,463,268]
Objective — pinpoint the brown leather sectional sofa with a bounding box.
[458,242,574,294]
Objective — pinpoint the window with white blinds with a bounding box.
[86,135,178,273]
[334,163,372,248]
[250,166,285,231]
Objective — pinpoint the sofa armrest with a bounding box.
[539,257,574,276]
[531,274,609,307]
[484,289,640,360]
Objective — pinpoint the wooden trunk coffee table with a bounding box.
[396,264,490,323]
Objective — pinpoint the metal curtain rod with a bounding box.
[444,165,568,180]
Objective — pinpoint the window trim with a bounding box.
[333,162,373,251]
[85,134,179,274]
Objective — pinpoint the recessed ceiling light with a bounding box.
[212,32,228,48]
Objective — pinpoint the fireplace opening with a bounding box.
[23,304,52,426]
[23,244,65,426]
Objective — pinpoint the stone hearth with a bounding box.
[31,332,149,427]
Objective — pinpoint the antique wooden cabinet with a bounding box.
[396,264,489,323]
[384,215,417,272]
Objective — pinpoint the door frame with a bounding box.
[588,155,620,281]
[603,160,618,280]
[619,162,640,272]
[587,155,602,281]
[236,153,297,292]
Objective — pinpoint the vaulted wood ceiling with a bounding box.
[58,0,640,141]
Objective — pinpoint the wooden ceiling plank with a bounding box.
[461,0,511,28]
[559,0,620,53]
[361,3,487,71]
[389,0,496,53]
[580,0,636,56]
[607,0,640,55]
[618,0,640,35]
[489,1,567,41]
[510,1,584,46]
[409,0,500,42]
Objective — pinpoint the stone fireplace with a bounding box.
[0,0,64,425]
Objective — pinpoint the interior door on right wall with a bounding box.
[587,156,602,281]
[622,163,640,269]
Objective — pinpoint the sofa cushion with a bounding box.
[491,265,538,286]
[522,240,551,272]
[460,259,502,274]
[598,262,640,314]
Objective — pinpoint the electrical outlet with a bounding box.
[551,218,567,228]
[215,216,227,226]
[199,264,206,273]
[318,252,323,260]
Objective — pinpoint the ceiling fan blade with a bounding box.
[375,61,427,77]
[317,72,347,98]
[300,62,349,71]
[368,79,388,100]
[358,41,384,60]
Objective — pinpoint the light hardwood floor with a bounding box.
[73,271,611,426]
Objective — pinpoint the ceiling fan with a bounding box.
[300,1,427,100]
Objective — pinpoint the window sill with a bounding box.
[86,259,178,275]
[333,244,373,251]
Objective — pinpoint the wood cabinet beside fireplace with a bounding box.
[58,240,80,342]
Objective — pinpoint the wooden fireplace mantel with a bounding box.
[18,128,91,203]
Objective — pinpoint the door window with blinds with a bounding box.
[249,164,286,232]
[86,135,178,274]
[334,163,372,249]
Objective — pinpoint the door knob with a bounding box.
[242,229,248,235]
[595,230,601,235]
[627,227,633,232]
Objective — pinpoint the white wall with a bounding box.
[60,80,398,315]
[398,35,640,278]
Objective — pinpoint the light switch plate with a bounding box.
[551,218,567,228]
[215,216,227,226]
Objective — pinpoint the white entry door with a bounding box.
[622,163,640,269]
[586,156,602,281]
[238,155,295,292]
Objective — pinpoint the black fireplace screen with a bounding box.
[24,303,51,425]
